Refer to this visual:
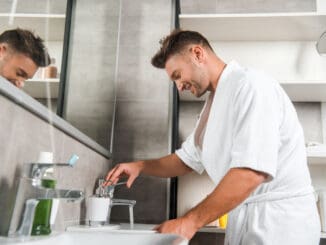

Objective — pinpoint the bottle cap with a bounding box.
[37,151,54,175]
[37,151,53,164]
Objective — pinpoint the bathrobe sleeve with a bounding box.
[230,80,280,181]
[176,132,205,174]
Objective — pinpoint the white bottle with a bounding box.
[36,152,59,226]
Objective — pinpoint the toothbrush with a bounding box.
[68,154,79,166]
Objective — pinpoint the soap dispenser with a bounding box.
[31,152,56,236]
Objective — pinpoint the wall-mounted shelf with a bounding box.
[179,12,326,41]
[307,144,326,165]
[179,80,326,102]
[23,78,60,99]
[0,13,65,41]
[281,80,326,102]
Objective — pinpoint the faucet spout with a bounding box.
[31,188,84,201]
[108,199,136,229]
[8,177,84,237]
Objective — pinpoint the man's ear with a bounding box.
[192,45,205,63]
[0,43,8,58]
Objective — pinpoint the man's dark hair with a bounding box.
[0,28,50,67]
[151,29,213,69]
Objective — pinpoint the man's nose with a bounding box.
[175,81,184,92]
[15,78,25,88]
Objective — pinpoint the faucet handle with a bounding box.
[95,179,127,198]
[96,179,106,197]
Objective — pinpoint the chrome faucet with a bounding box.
[92,179,136,228]
[8,162,84,237]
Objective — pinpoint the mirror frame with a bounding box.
[57,0,74,117]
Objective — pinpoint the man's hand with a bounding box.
[105,161,144,188]
[154,216,198,240]
[155,168,267,240]
[104,154,192,188]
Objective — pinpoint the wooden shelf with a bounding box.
[23,78,60,99]
[0,13,65,41]
[179,12,326,41]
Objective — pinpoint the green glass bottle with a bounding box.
[31,178,56,235]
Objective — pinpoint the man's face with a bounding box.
[165,46,210,98]
[0,44,38,88]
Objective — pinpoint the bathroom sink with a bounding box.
[0,228,188,245]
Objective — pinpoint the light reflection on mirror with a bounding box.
[0,0,67,113]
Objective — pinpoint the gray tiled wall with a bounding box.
[110,0,172,224]
[64,0,119,149]
[0,94,110,236]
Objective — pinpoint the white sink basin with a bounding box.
[0,225,188,245]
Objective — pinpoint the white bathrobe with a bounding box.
[176,61,320,245]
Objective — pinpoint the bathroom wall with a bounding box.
[0,93,110,236]
[110,0,172,224]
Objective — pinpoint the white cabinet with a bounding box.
[179,12,326,102]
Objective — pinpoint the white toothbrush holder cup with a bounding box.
[86,196,111,226]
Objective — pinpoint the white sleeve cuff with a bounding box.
[176,148,204,174]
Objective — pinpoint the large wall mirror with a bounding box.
[0,0,120,151]
[0,0,67,112]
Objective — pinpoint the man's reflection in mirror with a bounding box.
[0,28,50,88]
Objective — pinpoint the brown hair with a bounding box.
[0,28,50,67]
[151,29,213,69]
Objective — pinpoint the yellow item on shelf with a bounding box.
[219,214,228,229]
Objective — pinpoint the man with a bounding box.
[0,28,50,88]
[105,30,320,244]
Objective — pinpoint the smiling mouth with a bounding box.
[184,83,191,90]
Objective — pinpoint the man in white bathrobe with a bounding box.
[105,29,321,244]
